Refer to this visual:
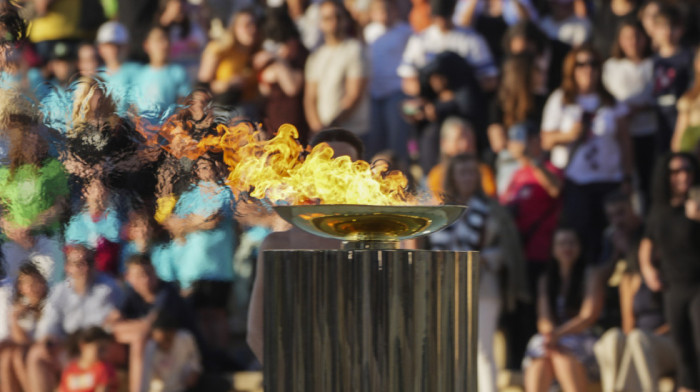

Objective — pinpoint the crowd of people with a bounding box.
[0,0,699,391]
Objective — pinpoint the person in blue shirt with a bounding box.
[164,153,235,350]
[133,25,191,122]
[120,207,175,281]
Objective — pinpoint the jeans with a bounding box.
[664,285,700,389]
[366,91,411,164]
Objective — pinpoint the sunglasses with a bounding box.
[670,166,693,175]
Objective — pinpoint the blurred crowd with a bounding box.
[0,0,699,391]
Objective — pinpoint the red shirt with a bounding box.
[59,361,117,392]
[501,162,562,262]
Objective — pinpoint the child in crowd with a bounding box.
[59,327,118,392]
[0,262,49,392]
[140,313,201,392]
[121,208,174,281]
[652,4,694,151]
[96,21,141,115]
[134,26,190,120]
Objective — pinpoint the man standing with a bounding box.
[304,1,370,142]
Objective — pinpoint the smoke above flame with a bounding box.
[137,119,416,206]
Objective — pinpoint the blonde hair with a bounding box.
[70,77,118,135]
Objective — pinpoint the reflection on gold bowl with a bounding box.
[273,205,467,242]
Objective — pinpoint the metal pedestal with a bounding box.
[263,249,479,391]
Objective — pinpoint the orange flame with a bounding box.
[137,119,415,206]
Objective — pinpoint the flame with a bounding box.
[137,118,415,206]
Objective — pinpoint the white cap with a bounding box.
[96,21,129,45]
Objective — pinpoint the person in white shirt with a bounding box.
[602,19,656,209]
[364,0,413,163]
[539,0,591,47]
[541,45,632,263]
[397,0,498,95]
[304,0,370,140]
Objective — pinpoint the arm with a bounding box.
[616,116,634,180]
[456,0,479,27]
[638,238,663,292]
[541,122,583,150]
[197,46,219,85]
[9,305,31,344]
[524,159,562,198]
[552,269,604,339]
[671,107,690,152]
[330,77,368,126]
[536,276,555,335]
[274,61,304,97]
[618,273,641,334]
[304,80,323,133]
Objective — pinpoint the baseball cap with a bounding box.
[96,21,129,45]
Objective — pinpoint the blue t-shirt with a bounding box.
[64,207,122,248]
[99,62,143,115]
[171,182,236,289]
[132,63,190,122]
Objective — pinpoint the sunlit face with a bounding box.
[78,341,105,363]
[145,28,170,60]
[640,2,659,38]
[653,17,672,47]
[369,1,389,25]
[196,159,217,182]
[618,25,641,59]
[669,156,694,198]
[319,2,341,37]
[429,74,448,94]
[552,229,581,265]
[573,51,598,93]
[97,43,120,65]
[234,13,257,48]
[65,247,92,280]
[126,264,157,298]
[452,160,479,198]
[152,328,176,351]
[441,126,474,158]
[78,45,99,77]
[18,273,47,304]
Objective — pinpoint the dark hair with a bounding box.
[125,254,153,269]
[146,24,170,43]
[153,310,180,331]
[0,3,27,44]
[498,53,536,128]
[442,153,483,203]
[263,4,301,43]
[561,44,616,107]
[655,3,683,28]
[650,152,700,207]
[610,18,652,60]
[79,326,112,344]
[502,21,547,57]
[64,244,96,266]
[13,262,47,305]
[309,127,364,158]
[160,0,192,40]
[546,227,586,323]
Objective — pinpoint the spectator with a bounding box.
[27,0,92,62]
[118,0,160,62]
[58,327,118,392]
[489,54,549,194]
[603,19,656,209]
[541,45,633,263]
[304,1,370,139]
[591,0,639,58]
[133,26,190,120]
[639,152,700,391]
[107,255,197,392]
[64,179,122,276]
[256,5,310,142]
[410,51,486,172]
[0,263,49,392]
[427,117,496,200]
[672,50,700,153]
[431,153,527,392]
[95,21,141,116]
[651,4,693,152]
[77,43,99,78]
[398,0,498,94]
[159,0,208,83]
[164,154,235,350]
[453,0,539,62]
[539,0,591,47]
[286,0,323,50]
[594,192,676,392]
[28,42,78,101]
[523,227,604,392]
[198,9,259,108]
[140,313,202,392]
[364,0,413,163]
[121,208,174,281]
[638,0,661,49]
[27,245,123,392]
[0,124,68,284]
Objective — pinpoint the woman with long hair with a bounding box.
[671,49,700,153]
[0,263,48,392]
[198,9,260,107]
[603,18,655,209]
[431,153,528,392]
[639,152,700,392]
[541,44,633,263]
[523,227,604,392]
